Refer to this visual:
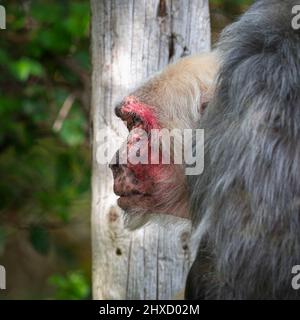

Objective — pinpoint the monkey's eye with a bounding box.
[132,114,142,126]
[128,114,142,130]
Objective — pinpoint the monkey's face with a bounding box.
[109,96,188,218]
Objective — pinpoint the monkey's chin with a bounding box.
[118,195,155,230]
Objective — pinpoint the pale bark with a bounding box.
[91,0,210,299]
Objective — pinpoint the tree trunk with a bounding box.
[91,0,210,300]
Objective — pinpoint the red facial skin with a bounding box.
[123,97,161,185]
[121,96,161,130]
[110,96,183,215]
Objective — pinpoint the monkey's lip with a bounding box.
[116,192,152,209]
[116,190,145,197]
[114,186,152,197]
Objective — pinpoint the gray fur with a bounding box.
[186,0,300,299]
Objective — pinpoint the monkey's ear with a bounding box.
[199,81,215,115]
[199,90,211,115]
[200,101,209,115]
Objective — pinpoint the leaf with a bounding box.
[48,271,90,300]
[29,225,50,255]
[64,3,89,38]
[58,107,86,146]
[11,58,45,81]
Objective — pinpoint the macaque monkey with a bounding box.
[109,52,218,228]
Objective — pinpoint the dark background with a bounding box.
[0,0,252,300]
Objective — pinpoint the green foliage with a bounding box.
[210,1,254,43]
[11,58,45,81]
[49,271,90,300]
[0,0,91,299]
[29,225,50,255]
[211,0,253,13]
[59,106,87,146]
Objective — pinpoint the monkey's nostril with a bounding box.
[109,150,120,171]
[109,162,119,171]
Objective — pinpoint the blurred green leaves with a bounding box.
[49,271,90,300]
[29,225,50,255]
[0,0,91,299]
[211,0,253,11]
[210,0,254,42]
[11,58,45,81]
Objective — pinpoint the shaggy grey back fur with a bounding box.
[186,0,300,299]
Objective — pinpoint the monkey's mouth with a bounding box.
[116,190,145,197]
[116,190,152,210]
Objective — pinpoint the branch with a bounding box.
[53,93,76,132]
